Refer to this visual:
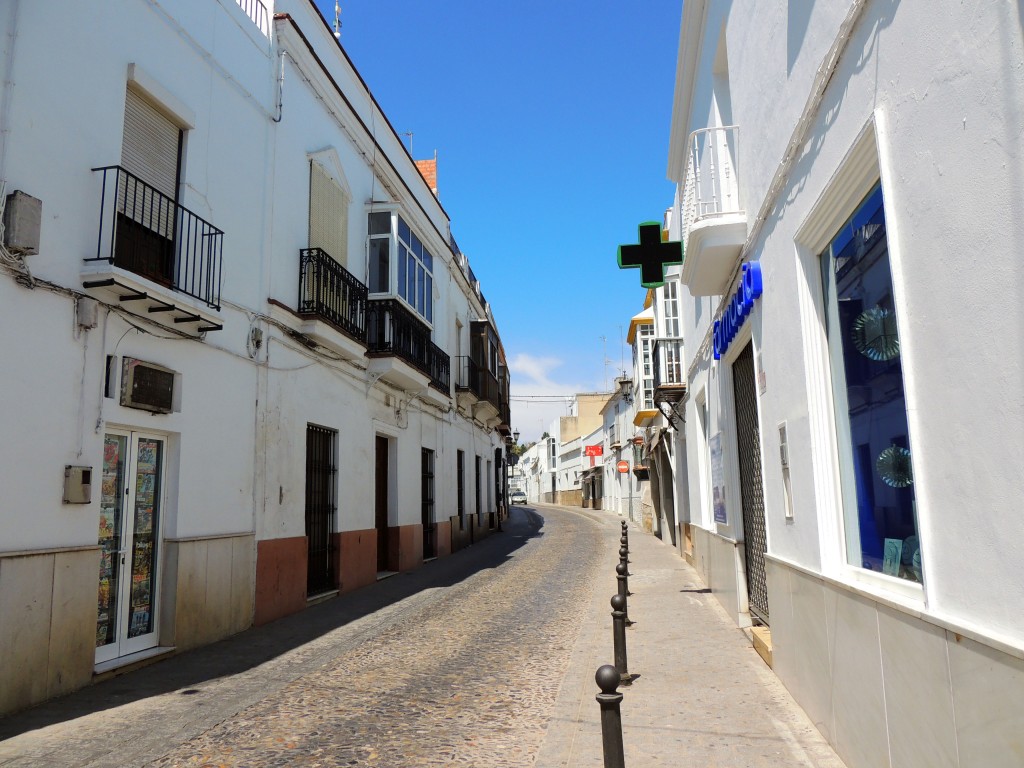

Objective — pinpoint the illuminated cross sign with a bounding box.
[617,222,683,289]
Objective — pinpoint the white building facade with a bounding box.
[0,0,509,714]
[669,2,1024,766]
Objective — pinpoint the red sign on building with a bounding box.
[584,444,603,457]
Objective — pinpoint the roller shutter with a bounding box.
[119,88,181,238]
[309,160,349,267]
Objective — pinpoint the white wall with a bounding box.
[676,0,1024,657]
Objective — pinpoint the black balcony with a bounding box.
[479,368,500,408]
[428,340,451,394]
[298,248,368,344]
[367,298,450,393]
[88,166,223,310]
[455,356,482,396]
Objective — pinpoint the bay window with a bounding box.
[367,211,435,324]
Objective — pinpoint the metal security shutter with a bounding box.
[733,343,770,623]
[309,161,349,268]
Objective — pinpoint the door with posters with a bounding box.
[95,430,165,664]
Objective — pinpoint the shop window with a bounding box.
[821,183,921,583]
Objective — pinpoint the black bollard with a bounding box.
[595,665,626,768]
[611,594,634,684]
[616,562,635,624]
[619,545,631,570]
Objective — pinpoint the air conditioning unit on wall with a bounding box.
[120,357,176,414]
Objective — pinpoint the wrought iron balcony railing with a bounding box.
[428,340,451,394]
[366,298,450,393]
[298,248,368,343]
[455,356,482,395]
[479,368,500,409]
[88,165,223,310]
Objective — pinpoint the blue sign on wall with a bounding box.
[713,262,763,360]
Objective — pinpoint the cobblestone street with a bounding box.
[0,506,607,767]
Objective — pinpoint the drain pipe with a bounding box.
[0,0,21,185]
[272,48,287,123]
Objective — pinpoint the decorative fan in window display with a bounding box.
[876,445,913,488]
[851,306,900,361]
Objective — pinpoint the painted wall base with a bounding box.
[435,520,452,558]
[254,536,307,626]
[450,515,471,552]
[337,529,376,593]
[387,523,422,572]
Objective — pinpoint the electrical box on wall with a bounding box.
[63,465,93,504]
[3,190,42,255]
[779,422,794,520]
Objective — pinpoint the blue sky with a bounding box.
[316,0,682,442]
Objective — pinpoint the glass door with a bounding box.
[96,431,164,664]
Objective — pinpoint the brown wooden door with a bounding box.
[375,436,389,572]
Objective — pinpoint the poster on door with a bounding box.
[711,433,727,524]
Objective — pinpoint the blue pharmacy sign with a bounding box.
[713,261,763,360]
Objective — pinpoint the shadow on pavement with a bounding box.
[0,507,546,740]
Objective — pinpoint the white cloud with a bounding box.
[507,353,593,445]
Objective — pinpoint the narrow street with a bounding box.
[0,507,607,767]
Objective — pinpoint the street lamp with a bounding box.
[615,376,633,404]
[513,428,520,444]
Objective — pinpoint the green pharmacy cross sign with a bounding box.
[617,222,683,289]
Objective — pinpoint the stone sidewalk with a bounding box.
[536,504,846,768]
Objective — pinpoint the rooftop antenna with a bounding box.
[619,324,625,376]
[333,1,341,38]
[601,335,613,390]
[402,131,414,154]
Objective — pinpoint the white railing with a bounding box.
[680,125,741,240]
[235,0,271,37]
[653,337,685,388]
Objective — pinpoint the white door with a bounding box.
[95,430,165,664]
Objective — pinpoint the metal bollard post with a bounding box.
[617,562,635,624]
[611,594,634,684]
[595,665,626,768]
[619,544,631,569]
